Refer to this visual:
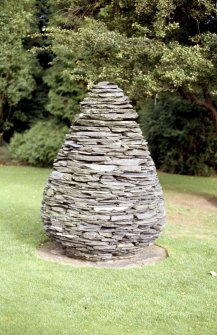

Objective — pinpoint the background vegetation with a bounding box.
[0,0,217,175]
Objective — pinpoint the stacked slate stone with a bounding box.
[41,82,165,261]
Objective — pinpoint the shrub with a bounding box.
[9,120,68,167]
[139,95,217,176]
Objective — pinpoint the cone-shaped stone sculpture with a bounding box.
[41,82,165,261]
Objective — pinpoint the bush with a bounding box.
[9,120,68,167]
[139,95,217,176]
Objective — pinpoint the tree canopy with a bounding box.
[48,0,217,130]
[0,0,216,174]
[0,0,37,139]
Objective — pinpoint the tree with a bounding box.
[47,0,217,131]
[0,0,37,141]
[8,0,84,165]
[42,0,87,124]
[139,95,217,176]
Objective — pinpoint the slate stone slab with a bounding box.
[41,81,166,261]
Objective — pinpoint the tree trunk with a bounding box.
[206,104,217,133]
[0,95,4,145]
[178,88,217,133]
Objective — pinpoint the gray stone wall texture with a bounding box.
[41,82,166,261]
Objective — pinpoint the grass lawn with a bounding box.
[0,166,217,335]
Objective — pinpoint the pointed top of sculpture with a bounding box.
[80,81,134,118]
[89,81,124,94]
[93,81,117,87]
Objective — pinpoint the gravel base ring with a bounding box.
[37,242,168,268]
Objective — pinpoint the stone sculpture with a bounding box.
[41,82,166,261]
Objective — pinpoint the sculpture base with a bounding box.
[37,242,167,268]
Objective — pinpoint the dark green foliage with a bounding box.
[139,96,217,176]
[45,69,86,124]
[39,1,87,125]
[9,120,68,167]
[0,0,37,137]
[4,78,49,142]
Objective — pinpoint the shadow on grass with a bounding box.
[207,197,217,207]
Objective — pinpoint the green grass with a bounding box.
[159,172,217,197]
[0,166,217,335]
